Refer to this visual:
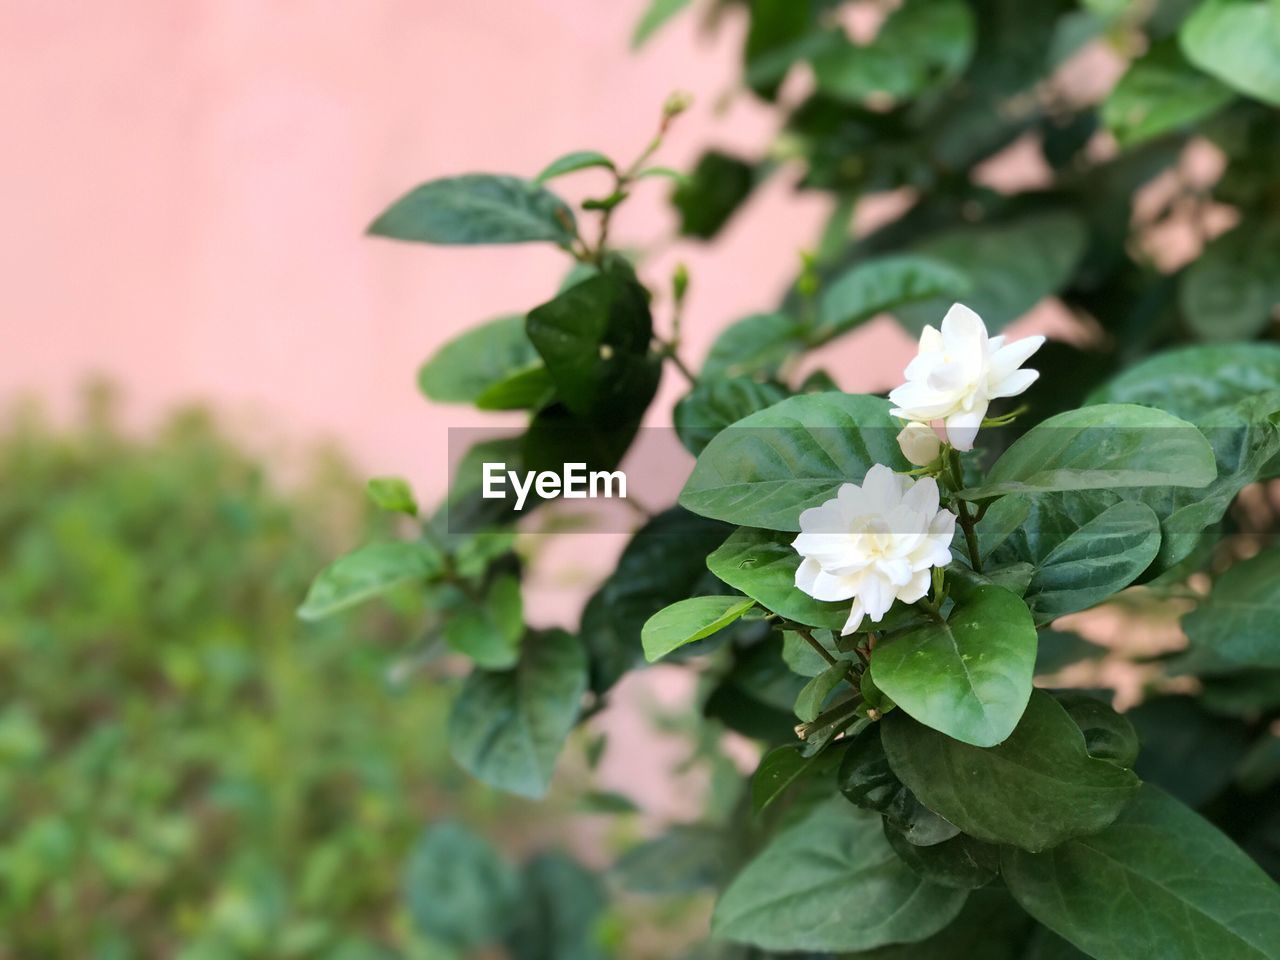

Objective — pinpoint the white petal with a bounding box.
[878,556,914,587]
[989,335,1045,379]
[860,464,903,513]
[990,367,1039,400]
[900,475,941,515]
[859,574,895,622]
[841,599,866,636]
[944,407,986,451]
[918,324,943,352]
[811,568,860,602]
[795,556,822,595]
[940,303,988,366]
[898,568,931,604]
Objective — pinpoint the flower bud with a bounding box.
[897,421,942,467]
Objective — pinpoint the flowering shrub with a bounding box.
[305,2,1280,957]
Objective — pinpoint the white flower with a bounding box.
[888,303,1044,451]
[792,464,956,635]
[896,421,942,467]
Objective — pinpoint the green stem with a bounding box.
[946,447,983,572]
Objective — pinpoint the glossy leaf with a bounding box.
[986,496,1161,620]
[711,798,967,952]
[883,826,998,890]
[701,312,806,380]
[369,174,575,246]
[707,526,849,631]
[680,393,908,531]
[793,660,849,722]
[526,272,660,423]
[870,586,1036,747]
[882,690,1141,851]
[298,541,443,620]
[1003,786,1280,959]
[641,595,755,662]
[959,404,1215,500]
[448,629,587,798]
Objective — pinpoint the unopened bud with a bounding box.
[897,421,942,467]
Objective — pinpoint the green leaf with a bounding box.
[365,476,417,516]
[881,690,1141,852]
[505,853,608,960]
[871,586,1036,746]
[1087,343,1280,419]
[672,151,756,240]
[674,378,790,456]
[641,596,755,662]
[1127,696,1252,808]
[614,825,728,894]
[1181,0,1280,107]
[1182,546,1280,672]
[418,315,544,406]
[894,211,1088,335]
[448,629,587,798]
[810,0,974,104]
[1035,626,1107,674]
[368,174,576,246]
[701,312,806,380]
[793,660,849,722]
[883,826,998,891]
[842,888,1036,960]
[1003,785,1280,959]
[631,0,692,49]
[474,364,555,411]
[680,393,908,531]
[404,823,519,949]
[706,527,848,631]
[1103,39,1233,147]
[1053,691,1140,768]
[838,725,961,846]
[752,743,833,812]
[986,496,1161,621]
[959,404,1216,500]
[1181,220,1280,343]
[442,575,523,669]
[534,150,614,183]
[581,508,733,694]
[813,254,972,342]
[711,798,967,952]
[526,272,660,423]
[298,541,442,621]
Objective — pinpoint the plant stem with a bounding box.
[796,626,838,667]
[662,344,698,386]
[946,446,983,572]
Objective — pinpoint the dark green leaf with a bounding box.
[675,378,790,456]
[298,541,443,621]
[752,743,834,813]
[673,151,756,240]
[442,575,523,669]
[369,174,576,246]
[1035,627,1107,674]
[870,586,1037,747]
[417,315,543,406]
[506,852,608,960]
[1087,343,1280,419]
[842,888,1035,960]
[793,660,849,722]
[883,826,998,890]
[641,596,756,662]
[882,690,1141,851]
[404,823,519,949]
[680,393,908,531]
[838,725,960,846]
[448,629,587,798]
[614,825,728,894]
[1003,786,1280,959]
[526,273,660,423]
[813,254,971,342]
[894,211,1087,335]
[711,798,967,952]
[1053,691,1140,768]
[959,404,1216,500]
[701,312,806,380]
[1183,546,1280,672]
[1181,220,1280,342]
[1128,695,1252,808]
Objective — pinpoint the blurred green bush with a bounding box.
[0,390,513,959]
